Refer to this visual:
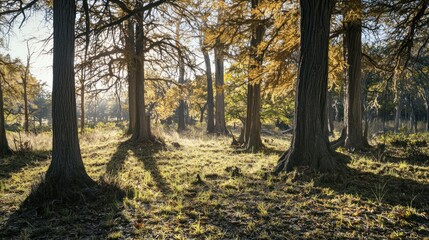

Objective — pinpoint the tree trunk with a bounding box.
[363,112,370,140]
[344,0,367,149]
[199,103,207,123]
[243,84,253,144]
[425,94,429,131]
[93,97,98,124]
[238,117,245,144]
[423,89,429,131]
[202,46,215,133]
[0,78,11,158]
[362,74,370,141]
[327,90,335,135]
[127,20,137,135]
[409,95,416,134]
[246,83,263,152]
[115,84,122,122]
[214,1,228,135]
[342,27,348,128]
[23,61,30,133]
[394,95,402,133]
[45,0,94,189]
[214,45,228,135]
[80,78,85,133]
[132,11,151,142]
[275,0,339,173]
[245,0,265,152]
[176,20,186,132]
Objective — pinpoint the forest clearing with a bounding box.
[1,126,429,239]
[1,0,429,239]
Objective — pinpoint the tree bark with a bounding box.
[115,84,122,122]
[80,78,85,134]
[214,1,228,135]
[425,89,429,131]
[394,95,402,133]
[176,21,186,132]
[22,53,30,133]
[426,104,429,132]
[202,45,215,134]
[45,0,94,188]
[245,0,265,152]
[199,103,207,123]
[244,85,253,144]
[0,78,11,158]
[214,45,228,135]
[126,20,137,135]
[132,11,152,142]
[409,95,416,133]
[246,83,263,152]
[275,0,339,173]
[238,117,245,144]
[344,0,367,149]
[327,90,335,135]
[362,74,370,141]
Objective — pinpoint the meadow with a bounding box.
[1,125,429,239]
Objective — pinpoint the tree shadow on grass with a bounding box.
[0,150,51,180]
[189,166,429,238]
[106,139,172,195]
[231,145,285,156]
[317,167,429,212]
[0,180,135,239]
[106,140,132,177]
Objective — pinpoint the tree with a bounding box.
[132,9,152,142]
[413,55,429,131]
[0,56,12,157]
[244,0,266,152]
[45,0,95,192]
[197,8,215,134]
[0,76,10,158]
[214,0,228,135]
[394,92,403,133]
[176,19,186,132]
[275,0,340,173]
[21,41,34,133]
[343,0,369,149]
[32,88,51,127]
[126,19,137,135]
[201,33,215,133]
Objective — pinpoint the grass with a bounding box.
[0,125,428,239]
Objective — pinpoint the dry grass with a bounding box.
[1,126,428,239]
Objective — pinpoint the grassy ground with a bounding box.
[0,125,428,239]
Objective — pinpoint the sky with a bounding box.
[1,11,53,89]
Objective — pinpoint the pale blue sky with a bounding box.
[2,11,53,89]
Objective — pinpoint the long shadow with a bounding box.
[386,154,429,166]
[106,139,172,195]
[0,150,51,180]
[187,166,429,238]
[360,145,429,167]
[317,168,429,212]
[0,180,134,239]
[105,140,132,176]
[1,139,171,239]
[231,145,285,156]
